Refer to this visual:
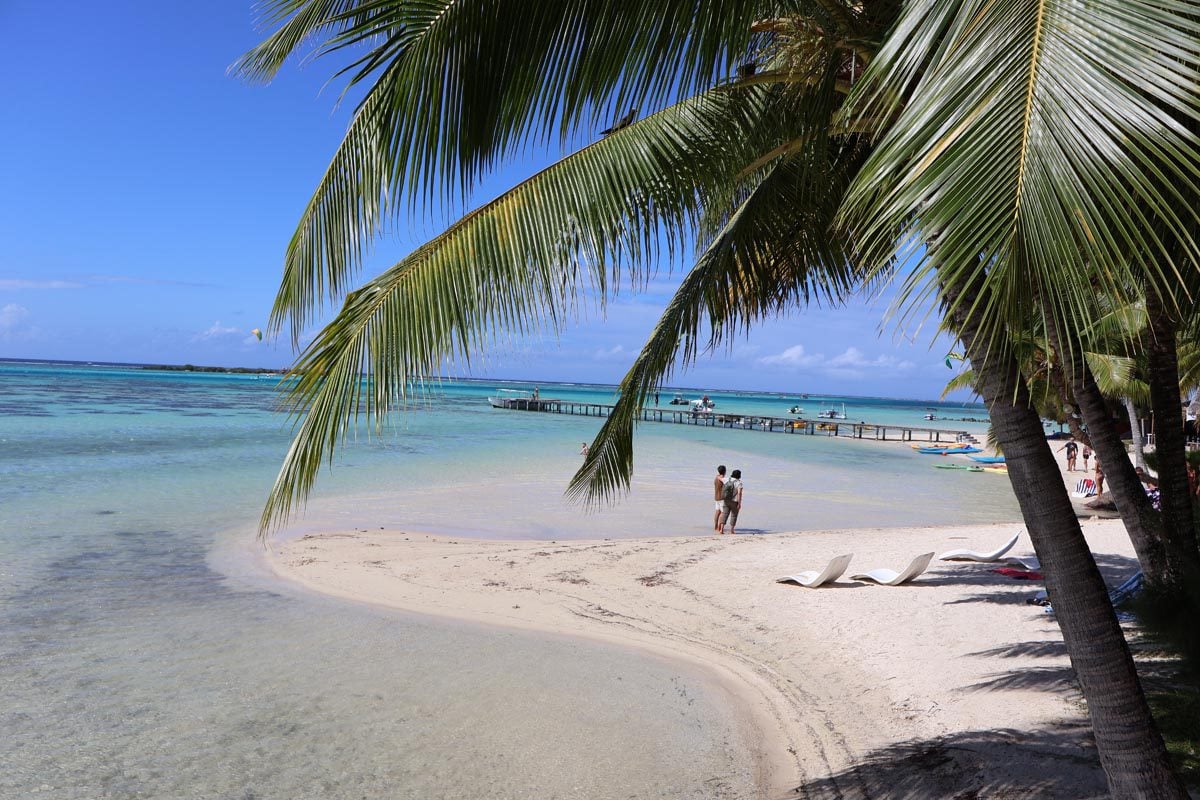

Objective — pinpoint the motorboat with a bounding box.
[788,405,806,415]
[924,413,937,421]
[488,388,536,408]
[690,395,716,412]
[669,393,690,405]
[817,402,847,420]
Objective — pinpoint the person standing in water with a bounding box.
[713,465,726,533]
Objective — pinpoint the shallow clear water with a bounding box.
[0,361,1019,798]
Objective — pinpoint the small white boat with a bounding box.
[789,405,805,415]
[488,388,536,408]
[669,393,690,405]
[817,402,847,420]
[691,395,716,411]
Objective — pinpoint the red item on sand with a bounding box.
[991,567,1045,580]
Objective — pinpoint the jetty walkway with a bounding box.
[488,397,970,443]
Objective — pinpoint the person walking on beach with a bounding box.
[713,465,726,533]
[719,469,743,535]
[1081,444,1092,471]
[1058,438,1078,471]
[1095,456,1105,497]
[579,442,589,460]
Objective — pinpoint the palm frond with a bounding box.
[258,86,808,532]
[1084,300,1148,352]
[235,0,772,339]
[1083,352,1148,405]
[842,0,1200,359]
[567,149,864,504]
[940,368,976,400]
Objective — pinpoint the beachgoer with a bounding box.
[1081,445,1091,471]
[654,391,660,406]
[1094,457,1105,496]
[532,386,540,401]
[713,465,726,533]
[719,469,743,535]
[580,442,589,460]
[1058,439,1078,471]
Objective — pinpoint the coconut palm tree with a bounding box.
[839,1,1200,794]
[940,300,1200,603]
[237,1,1200,794]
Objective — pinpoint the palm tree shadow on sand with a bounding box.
[782,724,1106,799]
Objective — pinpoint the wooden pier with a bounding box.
[487,397,971,443]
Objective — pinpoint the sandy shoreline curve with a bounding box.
[269,516,1135,798]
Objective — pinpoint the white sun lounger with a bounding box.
[938,531,1021,563]
[776,554,853,588]
[1001,555,1041,570]
[850,552,934,586]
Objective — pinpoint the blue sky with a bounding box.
[0,1,967,400]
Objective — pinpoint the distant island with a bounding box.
[142,364,282,375]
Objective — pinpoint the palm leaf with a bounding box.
[842,0,1200,358]
[940,368,976,400]
[257,85,814,532]
[234,0,772,340]
[1083,352,1148,405]
[567,146,865,504]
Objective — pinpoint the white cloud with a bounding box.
[593,344,628,361]
[0,303,32,340]
[0,279,84,290]
[827,347,911,370]
[192,320,241,341]
[757,344,915,379]
[757,344,823,368]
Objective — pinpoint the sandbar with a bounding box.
[269,515,1135,798]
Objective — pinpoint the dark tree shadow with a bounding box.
[962,665,1078,693]
[969,640,1068,659]
[781,724,1105,800]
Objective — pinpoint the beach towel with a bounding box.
[1072,478,1096,497]
[991,567,1045,580]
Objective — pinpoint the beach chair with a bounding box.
[850,552,934,586]
[938,531,1021,563]
[776,554,853,588]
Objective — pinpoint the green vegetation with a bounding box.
[143,364,279,374]
[1149,687,1200,787]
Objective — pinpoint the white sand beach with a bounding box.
[269,513,1137,798]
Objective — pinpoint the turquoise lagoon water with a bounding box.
[0,360,1021,798]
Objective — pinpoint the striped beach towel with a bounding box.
[1072,478,1097,497]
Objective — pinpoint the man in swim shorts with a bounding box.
[720,469,743,535]
[1058,438,1078,471]
[713,465,726,533]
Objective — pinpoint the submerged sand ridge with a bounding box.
[271,519,1136,798]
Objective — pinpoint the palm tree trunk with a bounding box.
[1047,362,1091,446]
[1124,397,1146,470]
[1044,317,1174,590]
[1144,292,1200,580]
[945,286,1187,798]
